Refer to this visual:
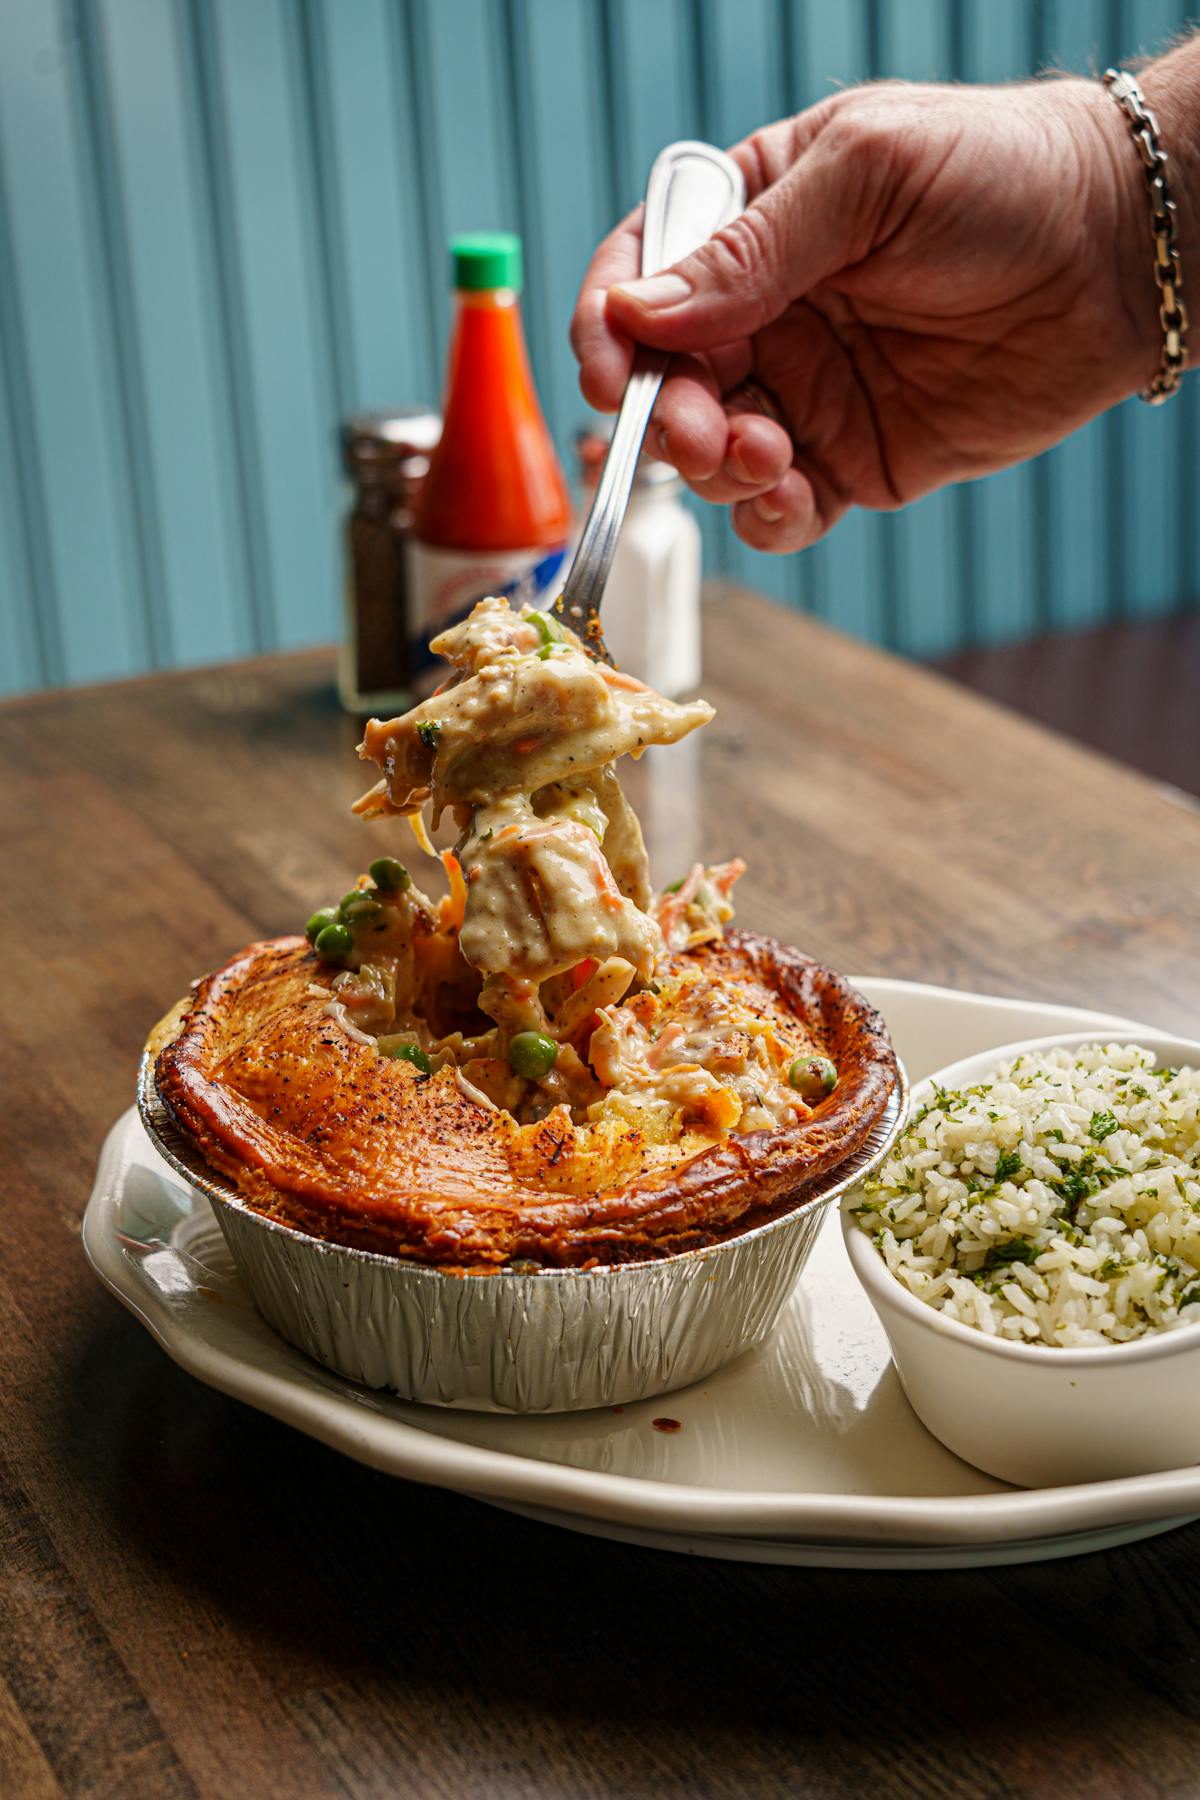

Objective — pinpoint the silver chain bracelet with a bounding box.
[1103,67,1189,404]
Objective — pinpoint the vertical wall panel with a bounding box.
[1121,0,1189,617]
[793,0,887,642]
[876,0,961,657]
[698,0,796,609]
[412,0,520,376]
[94,0,252,667]
[961,0,1039,646]
[1039,0,1116,632]
[0,343,42,693]
[504,0,610,456]
[607,0,723,577]
[2,0,1199,693]
[318,0,436,411]
[0,0,143,684]
[205,0,336,651]
[0,117,58,694]
[610,0,696,211]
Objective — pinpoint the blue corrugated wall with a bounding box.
[0,0,1196,694]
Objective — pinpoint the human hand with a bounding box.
[571,76,1169,552]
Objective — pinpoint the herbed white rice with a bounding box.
[850,1043,1200,1348]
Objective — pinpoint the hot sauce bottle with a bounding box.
[408,233,571,683]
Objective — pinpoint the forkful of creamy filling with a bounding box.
[354,596,712,992]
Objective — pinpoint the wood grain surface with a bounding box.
[938,610,1200,800]
[4,587,1200,1800]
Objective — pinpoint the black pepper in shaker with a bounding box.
[337,410,441,715]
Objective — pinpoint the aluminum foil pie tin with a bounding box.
[137,1054,908,1414]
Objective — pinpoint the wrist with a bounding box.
[1075,75,1169,397]
[1092,43,1200,399]
[1138,45,1200,280]
[1135,48,1200,391]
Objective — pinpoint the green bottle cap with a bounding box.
[450,231,523,294]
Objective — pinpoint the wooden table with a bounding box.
[5,586,1200,1799]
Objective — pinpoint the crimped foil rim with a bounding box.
[136,1049,908,1281]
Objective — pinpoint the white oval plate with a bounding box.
[83,977,1200,1568]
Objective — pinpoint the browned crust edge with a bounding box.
[153,929,898,1270]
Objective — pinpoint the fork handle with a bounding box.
[556,140,746,650]
[557,349,667,642]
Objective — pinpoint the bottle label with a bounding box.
[405,540,569,687]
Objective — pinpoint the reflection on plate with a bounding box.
[84,977,1200,1569]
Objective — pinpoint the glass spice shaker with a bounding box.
[337,409,441,715]
[575,428,702,696]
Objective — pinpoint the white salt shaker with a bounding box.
[575,433,702,696]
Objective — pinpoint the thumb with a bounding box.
[606,138,871,352]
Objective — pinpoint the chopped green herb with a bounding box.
[980,1239,1040,1273]
[995,1148,1023,1184]
[417,720,443,752]
[530,609,564,649]
[1051,1165,1099,1224]
[978,1238,1043,1281]
[1089,1110,1120,1142]
[380,1040,433,1074]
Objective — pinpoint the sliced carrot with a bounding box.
[598,665,649,693]
[698,1086,741,1131]
[440,849,468,932]
[571,956,599,991]
[514,735,541,755]
[712,857,747,897]
[594,857,625,913]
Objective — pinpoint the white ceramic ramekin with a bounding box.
[842,1030,1200,1487]
[139,1053,907,1413]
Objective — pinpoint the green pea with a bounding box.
[380,1040,433,1074]
[789,1055,837,1101]
[339,888,382,923]
[369,856,411,893]
[314,921,354,961]
[508,1031,558,1079]
[304,906,337,944]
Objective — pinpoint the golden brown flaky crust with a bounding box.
[153,931,898,1271]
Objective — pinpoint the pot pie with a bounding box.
[153,598,898,1272]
